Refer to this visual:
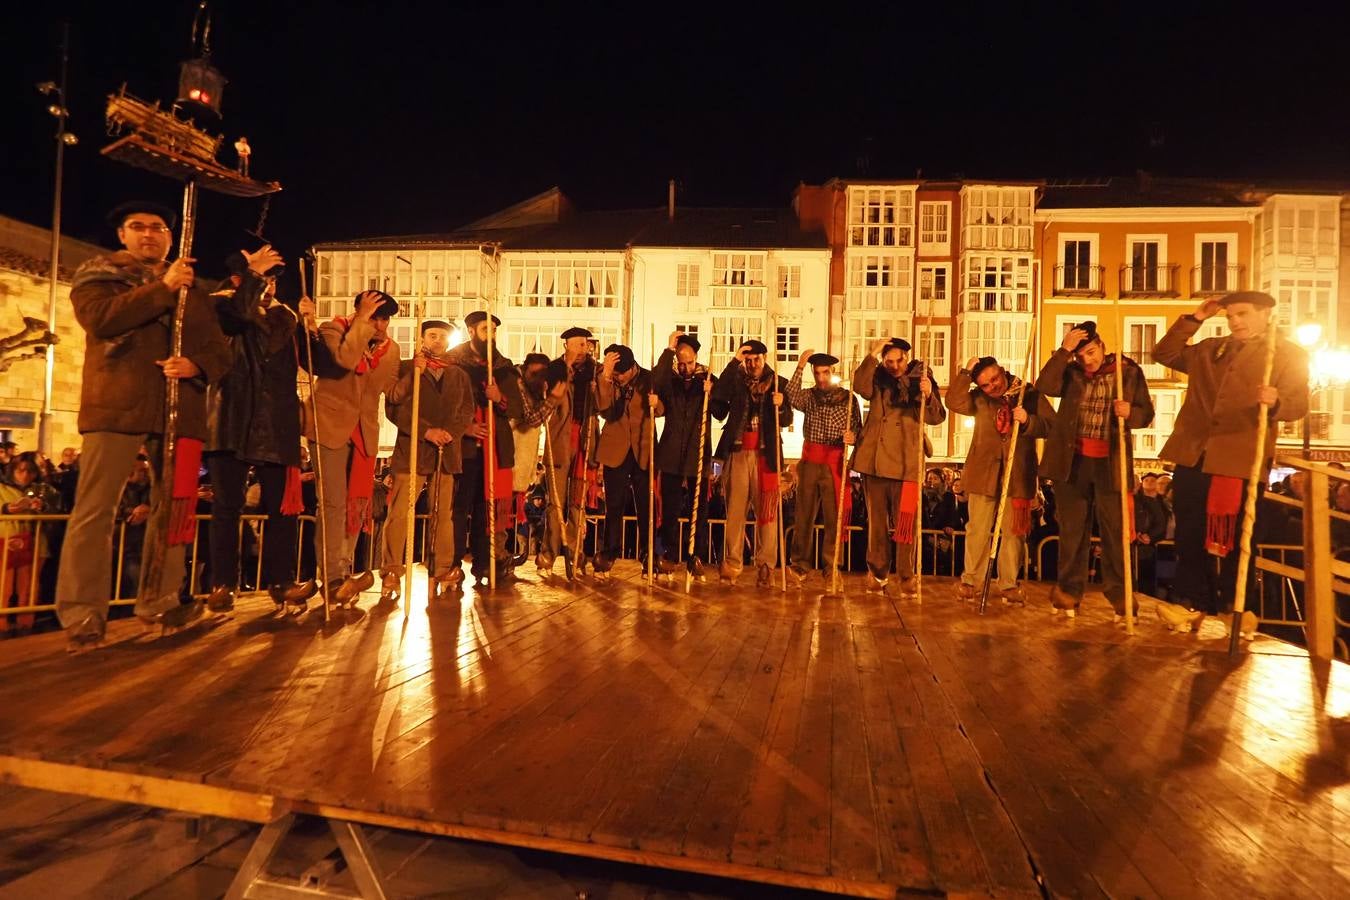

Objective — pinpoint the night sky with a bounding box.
[4,1,1348,282]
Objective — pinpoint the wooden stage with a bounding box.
[1,566,1347,898]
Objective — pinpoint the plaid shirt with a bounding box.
[787,367,862,445]
[1075,369,1113,440]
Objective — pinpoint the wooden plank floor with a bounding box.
[1,564,1347,898]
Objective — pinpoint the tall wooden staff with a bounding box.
[139,179,198,616]
[297,257,330,623]
[827,383,852,598]
[978,320,1040,615]
[540,406,566,573]
[485,301,502,589]
[1228,318,1280,654]
[768,348,787,594]
[914,300,932,603]
[572,369,599,580]
[1112,302,1136,635]
[686,370,712,593]
[403,295,424,613]
[647,324,657,588]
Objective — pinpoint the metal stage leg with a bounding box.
[224,813,392,899]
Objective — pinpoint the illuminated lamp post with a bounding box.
[1296,322,1350,458]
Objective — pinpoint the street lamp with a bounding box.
[36,25,76,455]
[1296,322,1350,458]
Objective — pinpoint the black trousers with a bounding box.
[1171,463,1261,615]
[207,454,298,590]
[659,471,710,563]
[602,451,650,559]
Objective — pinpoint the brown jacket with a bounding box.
[1036,350,1154,491]
[1153,316,1309,478]
[310,317,401,452]
[851,356,945,481]
[385,356,475,475]
[596,367,656,469]
[70,251,231,439]
[946,367,1055,499]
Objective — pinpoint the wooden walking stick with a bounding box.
[978,320,1040,615]
[298,256,331,623]
[1228,317,1280,655]
[572,370,599,581]
[827,396,852,598]
[403,295,424,614]
[914,302,932,603]
[686,370,713,593]
[647,324,657,587]
[1113,302,1136,635]
[768,348,787,594]
[540,406,566,573]
[485,301,498,589]
[426,446,444,599]
[138,179,199,623]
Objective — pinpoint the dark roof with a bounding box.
[316,207,828,253]
[633,207,828,250]
[1039,176,1259,209]
[0,248,76,281]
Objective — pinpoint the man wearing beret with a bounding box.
[1152,291,1308,637]
[651,331,716,577]
[709,338,789,587]
[1036,321,1154,619]
[593,343,656,576]
[202,246,325,615]
[380,319,474,598]
[852,338,946,594]
[786,350,862,583]
[537,326,601,577]
[446,311,523,586]
[310,290,402,605]
[57,201,234,650]
[947,354,1056,605]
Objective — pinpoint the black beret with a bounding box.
[106,200,177,231]
[740,339,768,355]
[523,352,550,368]
[603,343,636,373]
[561,326,593,340]
[807,353,839,367]
[354,290,400,319]
[1071,321,1100,352]
[1218,291,1276,309]
[675,333,701,353]
[970,356,1000,380]
[421,319,451,334]
[223,251,248,275]
[464,310,501,327]
[885,338,912,353]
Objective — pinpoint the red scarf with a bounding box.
[891,480,919,544]
[281,466,304,516]
[1205,475,1244,557]
[331,317,392,374]
[168,437,203,546]
[802,441,853,523]
[480,406,514,532]
[346,426,376,536]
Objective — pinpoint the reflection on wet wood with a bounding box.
[0,564,1347,898]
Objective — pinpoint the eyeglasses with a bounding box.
[122,222,171,234]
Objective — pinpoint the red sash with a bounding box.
[168,437,203,546]
[1205,475,1244,557]
[480,407,514,532]
[1010,497,1032,537]
[802,440,852,523]
[346,427,376,536]
[281,466,304,516]
[1076,437,1110,458]
[891,480,919,544]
